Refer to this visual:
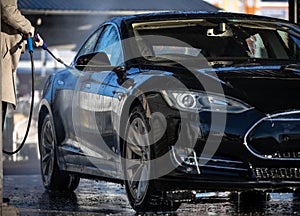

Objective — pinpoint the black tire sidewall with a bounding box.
[39,114,79,191]
[39,114,57,189]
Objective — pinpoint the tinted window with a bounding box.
[95,25,123,66]
[132,19,300,62]
[76,27,103,58]
[278,30,300,59]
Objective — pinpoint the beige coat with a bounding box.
[1,0,33,106]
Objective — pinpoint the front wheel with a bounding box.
[39,114,80,192]
[123,106,181,213]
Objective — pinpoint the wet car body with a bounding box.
[38,11,300,212]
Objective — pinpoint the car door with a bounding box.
[59,26,104,166]
[75,24,124,178]
[94,27,143,178]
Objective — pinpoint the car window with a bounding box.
[278,30,300,59]
[94,25,123,66]
[76,27,104,58]
[245,34,268,58]
[132,19,300,62]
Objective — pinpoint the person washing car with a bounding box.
[1,0,43,128]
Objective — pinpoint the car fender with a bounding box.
[114,72,174,155]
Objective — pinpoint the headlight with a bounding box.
[161,90,252,113]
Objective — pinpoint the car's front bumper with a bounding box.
[155,173,300,191]
[157,109,300,192]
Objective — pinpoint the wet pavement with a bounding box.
[4,158,300,215]
[4,174,134,215]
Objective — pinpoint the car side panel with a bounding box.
[71,71,118,178]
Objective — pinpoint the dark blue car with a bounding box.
[38,11,300,212]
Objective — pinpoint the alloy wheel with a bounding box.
[125,116,151,204]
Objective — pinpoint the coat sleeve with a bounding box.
[1,0,33,35]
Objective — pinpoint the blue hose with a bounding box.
[3,37,35,155]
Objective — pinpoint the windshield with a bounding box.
[132,18,300,66]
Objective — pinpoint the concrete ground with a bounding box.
[3,151,300,215]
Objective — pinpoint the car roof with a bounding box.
[106,11,293,27]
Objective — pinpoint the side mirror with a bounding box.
[113,66,127,79]
[75,52,111,71]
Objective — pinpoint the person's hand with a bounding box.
[34,33,44,47]
[29,26,35,37]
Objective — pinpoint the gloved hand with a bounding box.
[34,33,44,47]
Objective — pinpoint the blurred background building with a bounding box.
[204,0,288,19]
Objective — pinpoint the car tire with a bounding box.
[123,106,181,213]
[39,114,80,192]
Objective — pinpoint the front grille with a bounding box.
[266,152,300,159]
[255,167,300,180]
[244,110,300,160]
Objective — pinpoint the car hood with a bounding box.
[138,63,300,114]
[202,65,300,114]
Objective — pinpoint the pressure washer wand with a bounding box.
[34,35,69,67]
[34,35,81,75]
[45,48,65,66]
